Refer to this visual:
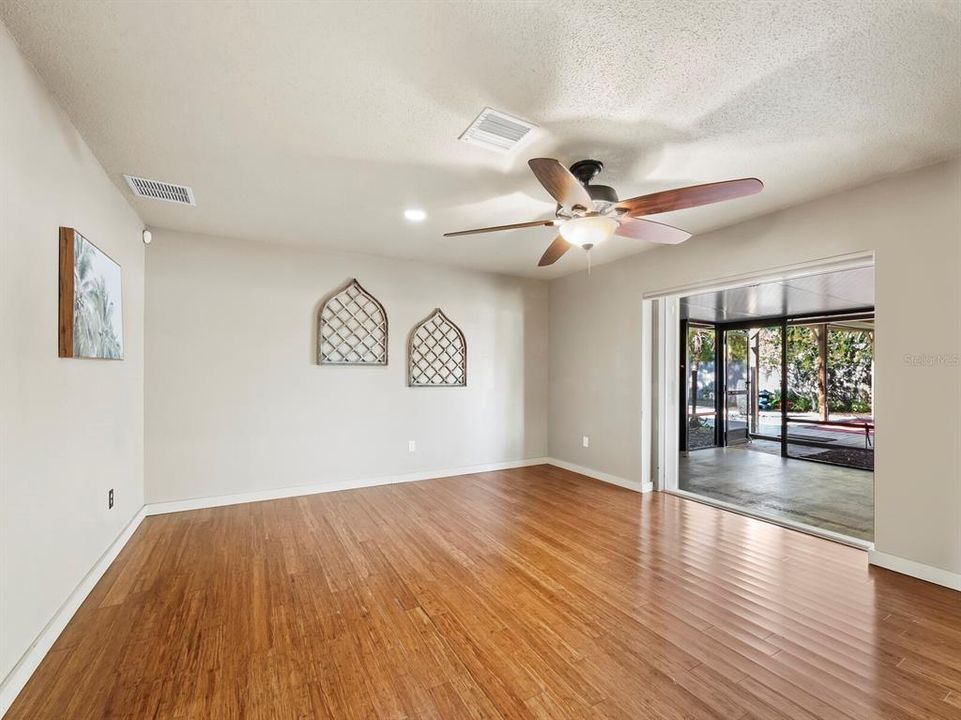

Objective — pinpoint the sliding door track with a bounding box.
[663,488,874,550]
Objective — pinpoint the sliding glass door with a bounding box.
[748,327,783,441]
[785,319,875,470]
[724,329,749,445]
[684,324,717,450]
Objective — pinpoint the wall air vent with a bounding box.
[458,107,537,153]
[124,175,196,206]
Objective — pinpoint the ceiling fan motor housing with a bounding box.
[569,159,618,203]
[586,184,618,203]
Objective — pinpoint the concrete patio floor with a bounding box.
[678,444,874,541]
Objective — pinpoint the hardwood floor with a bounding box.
[7,465,960,719]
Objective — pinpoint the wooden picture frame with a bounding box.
[59,227,124,360]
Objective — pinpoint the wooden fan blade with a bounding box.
[615,218,692,245]
[528,158,593,211]
[538,235,571,267]
[443,219,554,237]
[617,178,763,217]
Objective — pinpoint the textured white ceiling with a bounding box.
[2,0,959,278]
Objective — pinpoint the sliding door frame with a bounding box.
[642,252,875,547]
[699,308,874,458]
[679,319,723,453]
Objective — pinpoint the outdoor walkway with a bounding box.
[678,444,874,541]
[755,413,873,451]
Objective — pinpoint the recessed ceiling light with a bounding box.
[404,209,427,222]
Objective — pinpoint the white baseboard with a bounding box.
[545,457,651,493]
[0,506,148,717]
[144,457,551,516]
[869,550,961,591]
[143,457,648,518]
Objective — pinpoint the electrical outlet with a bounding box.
[108,488,114,509]
[582,435,590,448]
[408,440,416,453]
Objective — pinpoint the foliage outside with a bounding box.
[687,328,716,403]
[687,325,873,417]
[757,325,873,416]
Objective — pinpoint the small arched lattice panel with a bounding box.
[318,279,388,365]
[408,309,466,387]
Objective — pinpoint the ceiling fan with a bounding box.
[444,158,763,267]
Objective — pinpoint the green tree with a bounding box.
[827,328,873,413]
[756,324,873,416]
[687,328,715,404]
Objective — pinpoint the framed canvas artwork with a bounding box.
[58,227,124,360]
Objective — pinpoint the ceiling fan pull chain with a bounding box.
[587,248,592,275]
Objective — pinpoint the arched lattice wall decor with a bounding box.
[408,309,467,387]
[318,279,388,365]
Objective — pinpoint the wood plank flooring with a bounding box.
[6,465,960,719]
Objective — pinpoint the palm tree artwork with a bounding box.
[64,231,123,359]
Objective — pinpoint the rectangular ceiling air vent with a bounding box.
[124,175,196,206]
[458,107,537,153]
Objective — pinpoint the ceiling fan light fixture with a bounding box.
[404,208,427,222]
[559,215,618,250]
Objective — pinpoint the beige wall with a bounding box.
[549,159,961,575]
[144,230,548,504]
[0,25,145,683]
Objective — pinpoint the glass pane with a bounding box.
[687,326,716,450]
[726,331,747,391]
[827,325,874,422]
[751,327,782,439]
[688,414,716,450]
[726,392,747,433]
[725,330,748,443]
[785,322,874,471]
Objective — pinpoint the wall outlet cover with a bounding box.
[582,436,590,448]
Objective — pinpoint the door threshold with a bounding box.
[664,488,874,550]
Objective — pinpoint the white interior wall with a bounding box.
[144,230,549,504]
[0,24,145,686]
[548,158,961,578]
